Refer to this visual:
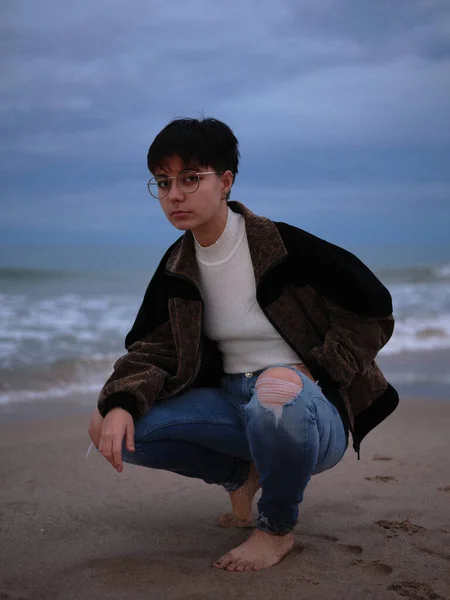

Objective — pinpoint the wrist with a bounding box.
[99,392,138,420]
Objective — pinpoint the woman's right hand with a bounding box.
[98,407,135,472]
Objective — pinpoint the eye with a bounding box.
[157,179,170,188]
[181,173,199,185]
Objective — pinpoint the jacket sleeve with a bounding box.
[294,228,395,389]
[306,298,394,389]
[97,249,178,420]
[97,320,177,420]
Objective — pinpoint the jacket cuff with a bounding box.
[99,392,139,420]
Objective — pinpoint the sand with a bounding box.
[0,397,449,600]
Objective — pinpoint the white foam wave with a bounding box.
[0,291,137,369]
[391,281,450,314]
[382,371,450,385]
[0,380,104,405]
[435,263,450,278]
[1,273,450,372]
[381,315,450,355]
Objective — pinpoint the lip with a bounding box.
[171,210,190,217]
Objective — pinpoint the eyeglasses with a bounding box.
[147,169,223,199]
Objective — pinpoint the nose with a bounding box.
[166,178,185,203]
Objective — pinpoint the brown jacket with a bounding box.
[98,202,399,452]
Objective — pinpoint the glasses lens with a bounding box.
[178,170,200,194]
[148,178,166,199]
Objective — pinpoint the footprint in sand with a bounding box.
[75,552,200,587]
[302,534,363,555]
[336,543,363,555]
[416,546,450,563]
[375,519,426,536]
[334,543,393,576]
[388,580,445,600]
[437,485,450,492]
[351,559,393,575]
[302,532,338,543]
[365,476,398,482]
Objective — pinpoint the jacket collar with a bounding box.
[165,201,288,287]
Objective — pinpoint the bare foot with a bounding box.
[217,462,260,528]
[213,529,294,571]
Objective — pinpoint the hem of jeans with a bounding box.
[222,461,251,492]
[256,516,296,536]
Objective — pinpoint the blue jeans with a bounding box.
[123,365,348,535]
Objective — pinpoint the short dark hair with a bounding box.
[147,117,240,189]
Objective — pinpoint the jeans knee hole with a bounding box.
[255,378,303,423]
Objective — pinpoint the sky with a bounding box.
[1,0,450,258]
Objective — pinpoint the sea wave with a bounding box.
[0,291,137,369]
[0,357,113,405]
[376,263,450,284]
[0,267,75,283]
[1,349,450,406]
[1,281,450,370]
[380,312,450,355]
[2,261,450,285]
[376,370,450,385]
[0,380,104,405]
[2,263,450,405]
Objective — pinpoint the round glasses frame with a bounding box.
[147,170,223,199]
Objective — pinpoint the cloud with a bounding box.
[218,57,450,146]
[1,0,449,245]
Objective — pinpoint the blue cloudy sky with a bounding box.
[1,0,449,258]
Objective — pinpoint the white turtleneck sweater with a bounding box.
[194,208,302,374]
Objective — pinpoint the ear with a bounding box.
[221,170,234,196]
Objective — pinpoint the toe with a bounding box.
[213,553,234,570]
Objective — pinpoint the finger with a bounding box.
[113,438,123,473]
[126,423,135,452]
[99,436,116,470]
[98,424,107,456]
[98,436,111,462]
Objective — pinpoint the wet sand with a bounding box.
[1,397,449,600]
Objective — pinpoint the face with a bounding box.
[151,155,233,235]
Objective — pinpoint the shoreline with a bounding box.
[1,381,450,425]
[2,349,450,422]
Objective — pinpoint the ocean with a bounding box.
[1,243,450,412]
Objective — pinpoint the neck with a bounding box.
[191,202,229,247]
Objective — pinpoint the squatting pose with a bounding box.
[88,117,398,572]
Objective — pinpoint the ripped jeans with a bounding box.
[122,365,348,535]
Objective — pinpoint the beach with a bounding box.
[1,258,450,599]
[1,395,449,600]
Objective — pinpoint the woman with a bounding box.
[88,117,398,572]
